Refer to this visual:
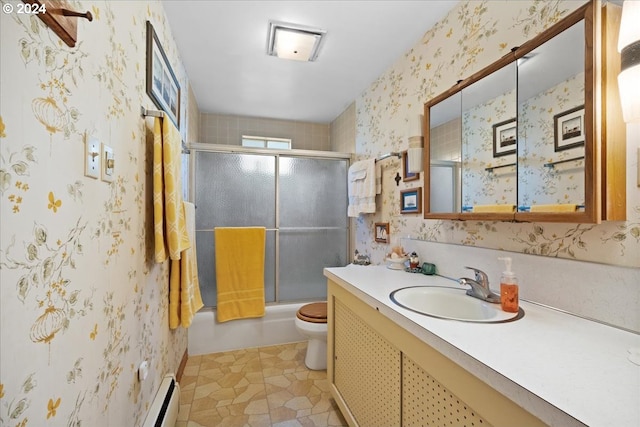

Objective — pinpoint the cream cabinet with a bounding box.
[327,279,546,427]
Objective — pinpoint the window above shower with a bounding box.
[242,135,292,150]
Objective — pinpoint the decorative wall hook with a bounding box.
[394,172,402,186]
[22,1,93,48]
[60,8,93,22]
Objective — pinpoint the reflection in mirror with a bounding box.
[429,92,461,213]
[461,62,517,213]
[517,21,585,213]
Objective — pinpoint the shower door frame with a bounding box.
[188,142,353,304]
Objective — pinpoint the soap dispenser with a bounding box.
[498,257,519,313]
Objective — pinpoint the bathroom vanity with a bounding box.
[324,265,639,427]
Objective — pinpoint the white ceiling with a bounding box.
[162,1,459,124]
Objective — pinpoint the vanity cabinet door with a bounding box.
[333,299,401,427]
[402,354,491,427]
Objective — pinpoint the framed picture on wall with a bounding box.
[554,105,585,151]
[374,222,390,243]
[492,118,516,157]
[402,150,419,182]
[146,21,180,128]
[400,187,422,214]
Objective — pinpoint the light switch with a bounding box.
[85,136,100,179]
[101,144,114,182]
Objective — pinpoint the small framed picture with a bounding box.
[374,222,389,243]
[492,118,517,157]
[146,21,181,128]
[402,150,419,182]
[554,105,585,151]
[400,187,422,214]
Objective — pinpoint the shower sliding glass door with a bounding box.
[192,147,349,307]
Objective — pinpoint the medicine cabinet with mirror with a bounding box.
[423,0,626,223]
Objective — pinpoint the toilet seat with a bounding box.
[296,302,327,324]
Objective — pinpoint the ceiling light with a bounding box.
[267,21,326,62]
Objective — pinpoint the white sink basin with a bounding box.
[390,286,523,323]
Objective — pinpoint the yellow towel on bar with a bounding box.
[152,117,202,329]
[530,204,577,213]
[215,227,266,323]
[473,204,515,213]
[153,117,190,262]
[169,202,204,329]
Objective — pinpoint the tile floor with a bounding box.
[177,341,348,427]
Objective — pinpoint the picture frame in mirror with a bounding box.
[400,187,422,214]
[492,118,517,157]
[374,222,389,243]
[554,105,585,151]
[402,150,419,182]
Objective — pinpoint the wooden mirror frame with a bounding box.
[422,1,625,223]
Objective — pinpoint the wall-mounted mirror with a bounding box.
[425,53,518,220]
[423,1,625,223]
[516,20,587,215]
[461,62,517,214]
[428,92,461,214]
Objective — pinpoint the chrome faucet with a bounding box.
[459,266,500,303]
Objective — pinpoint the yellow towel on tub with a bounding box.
[473,204,515,213]
[215,227,266,323]
[530,204,577,213]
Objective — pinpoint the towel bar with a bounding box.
[141,106,190,154]
[375,152,402,162]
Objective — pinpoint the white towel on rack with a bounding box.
[375,162,382,194]
[347,159,377,217]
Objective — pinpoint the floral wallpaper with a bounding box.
[355,0,640,268]
[1,1,190,426]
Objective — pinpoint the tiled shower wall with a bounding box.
[331,102,357,153]
[199,113,330,151]
[431,118,462,161]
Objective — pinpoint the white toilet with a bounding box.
[294,302,328,370]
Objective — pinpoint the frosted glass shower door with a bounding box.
[194,152,277,307]
[278,156,349,302]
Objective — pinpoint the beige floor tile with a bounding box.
[245,398,270,415]
[272,419,304,427]
[270,405,299,423]
[189,407,224,427]
[184,364,201,377]
[183,342,347,427]
[193,381,222,400]
[247,414,274,427]
[178,403,191,421]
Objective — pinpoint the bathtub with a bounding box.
[188,303,307,356]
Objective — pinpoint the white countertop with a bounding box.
[325,264,640,427]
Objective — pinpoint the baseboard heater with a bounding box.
[143,374,180,427]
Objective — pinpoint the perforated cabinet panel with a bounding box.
[334,300,401,427]
[402,354,492,427]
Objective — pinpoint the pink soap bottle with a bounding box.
[498,257,519,313]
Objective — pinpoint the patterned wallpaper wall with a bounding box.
[0,1,191,425]
[355,0,640,268]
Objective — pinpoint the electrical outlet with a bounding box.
[101,144,114,182]
[84,136,100,179]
